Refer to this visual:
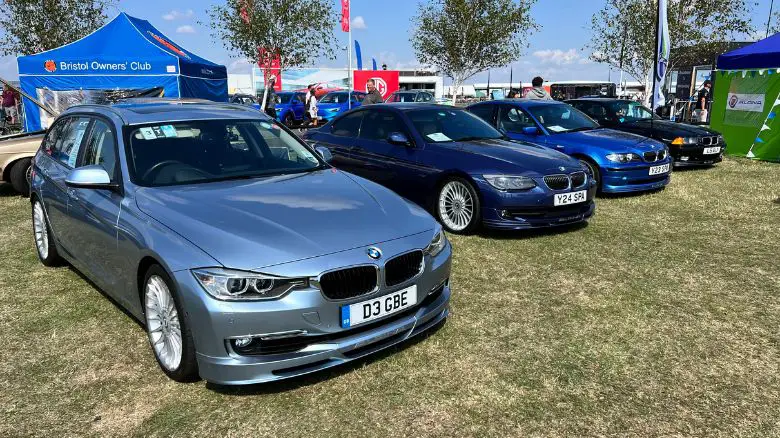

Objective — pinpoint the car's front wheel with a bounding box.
[579,159,601,193]
[436,177,481,234]
[143,265,199,382]
[283,112,295,127]
[32,200,64,266]
[10,158,31,195]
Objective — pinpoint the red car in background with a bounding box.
[295,83,345,98]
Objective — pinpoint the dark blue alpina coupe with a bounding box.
[303,104,597,233]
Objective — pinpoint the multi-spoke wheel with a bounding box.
[32,200,63,266]
[579,158,601,193]
[436,177,481,234]
[143,265,199,382]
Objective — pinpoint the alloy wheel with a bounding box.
[145,275,183,372]
[438,181,474,232]
[32,202,48,260]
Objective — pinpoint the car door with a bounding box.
[67,117,126,296]
[498,105,544,142]
[310,111,364,171]
[351,109,419,198]
[291,94,305,119]
[40,116,92,255]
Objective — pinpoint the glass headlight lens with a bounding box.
[192,268,307,301]
[425,228,447,257]
[483,174,537,190]
[605,153,641,163]
[671,137,698,145]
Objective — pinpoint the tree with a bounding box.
[205,0,339,70]
[0,0,113,56]
[410,0,538,103]
[587,0,755,82]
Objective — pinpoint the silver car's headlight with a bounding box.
[424,228,447,257]
[483,174,537,191]
[192,268,308,301]
[605,153,642,163]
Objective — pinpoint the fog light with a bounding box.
[234,337,252,348]
[500,209,511,219]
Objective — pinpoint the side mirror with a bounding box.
[314,145,333,163]
[65,165,117,190]
[388,132,412,147]
[522,126,541,136]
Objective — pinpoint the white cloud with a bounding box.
[163,9,194,21]
[351,16,367,30]
[176,25,196,34]
[532,49,583,66]
[228,58,254,74]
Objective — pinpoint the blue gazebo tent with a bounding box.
[17,12,227,132]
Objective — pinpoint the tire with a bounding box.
[436,177,481,234]
[143,265,199,382]
[579,158,602,193]
[31,199,64,267]
[9,158,31,196]
[283,112,295,127]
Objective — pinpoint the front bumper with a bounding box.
[600,159,672,193]
[173,233,452,385]
[476,177,597,230]
[669,144,725,167]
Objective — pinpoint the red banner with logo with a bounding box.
[258,48,282,91]
[341,0,350,32]
[353,70,400,99]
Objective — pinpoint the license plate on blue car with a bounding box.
[649,164,670,175]
[340,285,418,328]
[554,190,587,206]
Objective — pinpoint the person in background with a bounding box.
[2,84,18,124]
[362,79,383,105]
[697,80,712,122]
[525,76,552,100]
[305,86,318,127]
[507,89,518,99]
[263,75,278,119]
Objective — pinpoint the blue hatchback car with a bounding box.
[303,104,597,233]
[467,100,672,193]
[274,91,307,126]
[29,101,451,385]
[317,91,367,122]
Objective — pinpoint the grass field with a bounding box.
[1,157,779,437]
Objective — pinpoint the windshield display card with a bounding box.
[160,125,177,137]
[139,127,157,140]
[427,132,451,142]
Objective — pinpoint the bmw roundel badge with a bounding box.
[367,247,382,260]
[559,166,566,172]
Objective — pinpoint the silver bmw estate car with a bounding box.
[30,101,451,385]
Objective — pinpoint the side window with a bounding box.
[80,119,118,180]
[499,107,535,132]
[360,111,408,142]
[331,111,363,137]
[468,105,495,125]
[50,117,91,168]
[42,118,70,154]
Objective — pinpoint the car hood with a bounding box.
[621,119,720,139]
[135,169,434,270]
[452,138,582,175]
[550,128,660,152]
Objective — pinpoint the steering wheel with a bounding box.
[142,160,213,184]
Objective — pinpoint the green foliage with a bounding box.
[410,0,538,93]
[205,0,339,69]
[0,0,113,56]
[588,0,755,81]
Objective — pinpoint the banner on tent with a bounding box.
[724,75,769,127]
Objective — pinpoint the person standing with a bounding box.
[362,79,383,105]
[263,75,278,119]
[524,76,552,100]
[305,86,319,127]
[2,85,18,124]
[697,80,712,122]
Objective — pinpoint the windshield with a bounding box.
[388,93,417,103]
[126,119,323,187]
[320,93,348,104]
[526,104,598,134]
[604,101,657,122]
[408,109,503,142]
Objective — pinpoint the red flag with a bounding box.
[341,0,350,32]
[240,0,252,24]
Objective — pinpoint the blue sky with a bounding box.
[0,0,775,83]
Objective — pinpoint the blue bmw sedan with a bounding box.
[302,104,597,233]
[467,100,672,194]
[30,100,451,385]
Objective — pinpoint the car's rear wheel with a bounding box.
[10,158,31,195]
[143,265,199,382]
[32,200,64,266]
[579,159,601,193]
[436,177,481,234]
